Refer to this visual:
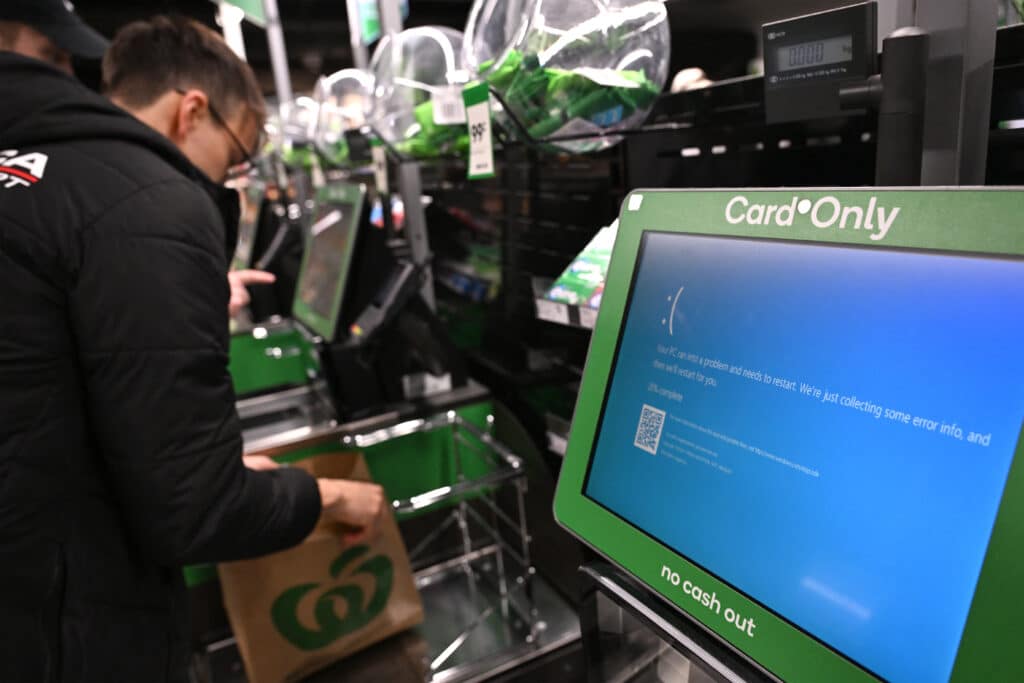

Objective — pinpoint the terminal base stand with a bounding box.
[579,563,774,683]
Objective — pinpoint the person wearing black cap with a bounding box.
[0,2,281,319]
[0,0,108,73]
[0,13,386,683]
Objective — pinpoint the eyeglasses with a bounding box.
[174,87,264,178]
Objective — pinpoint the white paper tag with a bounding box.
[432,86,467,125]
[466,99,495,179]
[579,306,599,329]
[536,298,570,326]
[371,143,388,194]
[547,431,568,456]
[402,372,453,400]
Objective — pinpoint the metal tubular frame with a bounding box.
[364,411,543,680]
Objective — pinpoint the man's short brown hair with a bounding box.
[103,15,266,126]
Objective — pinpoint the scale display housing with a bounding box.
[763,2,877,123]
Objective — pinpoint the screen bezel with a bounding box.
[291,182,367,342]
[553,188,1024,683]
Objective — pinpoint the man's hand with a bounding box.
[243,455,279,471]
[317,479,386,544]
[228,269,276,317]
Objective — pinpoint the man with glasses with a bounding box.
[0,14,385,682]
[164,84,280,318]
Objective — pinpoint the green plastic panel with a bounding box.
[228,327,319,397]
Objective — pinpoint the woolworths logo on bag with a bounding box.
[270,545,393,651]
[725,194,901,241]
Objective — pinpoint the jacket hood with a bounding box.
[0,52,240,254]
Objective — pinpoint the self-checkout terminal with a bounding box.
[229,179,471,448]
[298,185,468,416]
[552,4,1024,683]
[226,158,320,406]
[293,182,468,417]
[557,187,1024,683]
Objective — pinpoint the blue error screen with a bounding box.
[584,232,1024,683]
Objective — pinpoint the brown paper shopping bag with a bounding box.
[218,452,424,683]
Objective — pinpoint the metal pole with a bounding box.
[378,0,403,35]
[914,0,998,185]
[262,0,293,104]
[875,27,930,185]
[876,0,914,44]
[217,2,248,61]
[896,0,915,30]
[397,163,437,309]
[345,0,369,69]
[378,0,437,309]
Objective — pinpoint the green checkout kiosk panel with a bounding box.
[555,189,1024,683]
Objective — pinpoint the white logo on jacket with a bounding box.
[0,149,49,189]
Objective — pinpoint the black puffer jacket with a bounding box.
[0,53,321,682]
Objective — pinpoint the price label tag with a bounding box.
[463,82,495,180]
[402,372,453,399]
[547,431,568,457]
[579,306,599,329]
[370,138,388,194]
[536,298,570,326]
[432,85,467,125]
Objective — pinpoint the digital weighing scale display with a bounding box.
[761,1,876,123]
[584,231,1024,683]
[776,35,853,72]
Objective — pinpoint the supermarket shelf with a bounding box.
[532,277,600,331]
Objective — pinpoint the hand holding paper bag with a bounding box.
[219,452,424,683]
[317,478,386,544]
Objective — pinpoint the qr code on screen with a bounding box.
[634,404,666,455]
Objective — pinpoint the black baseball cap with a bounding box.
[0,0,108,59]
